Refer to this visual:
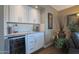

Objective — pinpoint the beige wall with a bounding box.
[59,5,79,38]
[40,6,59,47]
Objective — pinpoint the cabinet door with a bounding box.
[36,33,44,50]
[9,6,18,22]
[28,7,40,24]
[27,34,36,54]
[33,33,44,51]
[35,10,40,24]
[9,6,28,23]
[21,6,29,23]
[38,33,44,49]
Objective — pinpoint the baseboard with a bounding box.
[44,42,53,48]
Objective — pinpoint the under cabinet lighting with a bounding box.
[35,5,38,8]
[77,13,79,16]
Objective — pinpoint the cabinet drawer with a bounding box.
[27,37,34,39]
[28,40,35,44]
[28,47,34,51]
[28,44,35,49]
[27,42,35,53]
[28,38,35,42]
[28,37,35,43]
[28,34,35,37]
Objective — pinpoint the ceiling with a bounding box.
[51,5,74,11]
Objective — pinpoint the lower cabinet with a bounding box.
[35,33,44,51]
[25,32,44,54]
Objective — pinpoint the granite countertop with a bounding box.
[4,32,27,37]
[4,32,41,37]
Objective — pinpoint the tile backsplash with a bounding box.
[7,23,40,34]
[17,24,33,32]
[7,23,34,34]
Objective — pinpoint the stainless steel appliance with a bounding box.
[8,35,26,54]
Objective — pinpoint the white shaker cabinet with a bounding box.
[25,34,36,54]
[18,6,29,23]
[28,7,40,24]
[25,32,44,54]
[5,6,40,24]
[35,33,44,50]
[8,6,29,23]
[9,6,19,22]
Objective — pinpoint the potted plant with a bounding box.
[54,19,66,48]
[68,21,79,32]
[55,37,66,48]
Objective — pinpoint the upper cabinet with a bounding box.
[9,6,29,23]
[28,7,40,24]
[5,6,40,24]
[9,6,18,22]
